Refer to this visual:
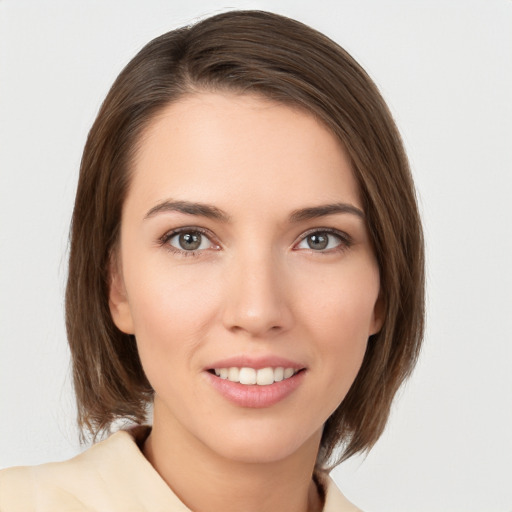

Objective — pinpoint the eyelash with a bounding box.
[158,227,352,257]
[158,227,219,258]
[294,228,353,254]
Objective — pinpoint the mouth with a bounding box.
[208,366,304,386]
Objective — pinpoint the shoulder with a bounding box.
[319,472,363,512]
[0,465,37,512]
[0,451,103,511]
[0,426,178,512]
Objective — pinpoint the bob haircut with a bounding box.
[66,10,424,467]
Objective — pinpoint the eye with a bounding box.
[295,230,349,252]
[164,229,216,253]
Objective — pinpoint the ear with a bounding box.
[108,255,135,335]
[369,292,385,336]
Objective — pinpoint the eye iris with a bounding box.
[307,233,329,250]
[179,232,201,250]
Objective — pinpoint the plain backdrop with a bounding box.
[1,1,511,511]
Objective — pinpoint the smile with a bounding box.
[206,367,306,408]
[212,367,299,386]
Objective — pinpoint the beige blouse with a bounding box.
[0,427,361,511]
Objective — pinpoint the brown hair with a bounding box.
[66,10,424,467]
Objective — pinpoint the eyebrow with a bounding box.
[144,200,231,222]
[289,203,365,222]
[144,199,364,223]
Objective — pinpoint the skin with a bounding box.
[109,92,382,512]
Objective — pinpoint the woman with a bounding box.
[0,10,424,512]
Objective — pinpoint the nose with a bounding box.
[221,248,293,338]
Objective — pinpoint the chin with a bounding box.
[200,423,322,465]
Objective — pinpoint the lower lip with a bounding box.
[205,370,305,408]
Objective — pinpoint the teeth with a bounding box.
[239,367,256,385]
[256,367,274,385]
[212,366,298,386]
[284,368,295,379]
[274,367,284,382]
[228,367,240,381]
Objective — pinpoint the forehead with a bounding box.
[127,91,361,215]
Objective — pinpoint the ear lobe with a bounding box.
[108,257,135,335]
[369,293,385,336]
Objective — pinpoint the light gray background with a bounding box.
[1,1,511,511]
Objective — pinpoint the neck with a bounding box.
[143,406,323,512]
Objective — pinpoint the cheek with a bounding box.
[123,260,222,371]
[126,252,217,320]
[295,258,380,337]
[293,259,379,383]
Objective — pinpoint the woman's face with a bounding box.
[110,92,382,464]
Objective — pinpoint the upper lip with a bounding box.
[206,355,306,371]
